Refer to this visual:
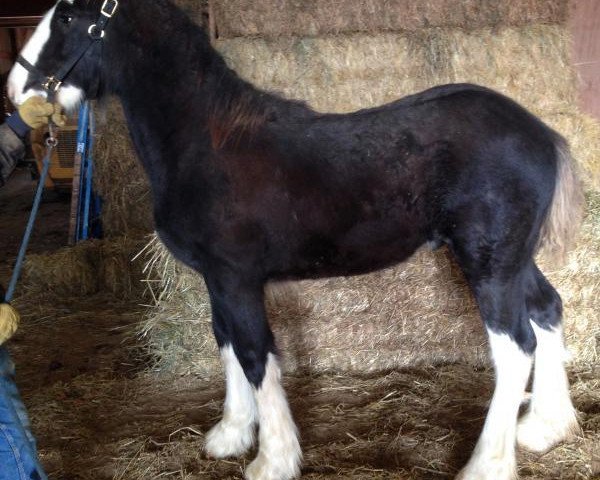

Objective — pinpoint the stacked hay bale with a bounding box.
[137,0,599,377]
[93,102,154,237]
[22,236,148,300]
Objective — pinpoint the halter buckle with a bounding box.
[42,76,62,93]
[45,136,59,148]
[88,24,106,39]
[101,0,118,18]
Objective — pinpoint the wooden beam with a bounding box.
[0,17,43,28]
[570,0,600,121]
[0,0,55,18]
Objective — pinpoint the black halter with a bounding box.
[16,0,118,102]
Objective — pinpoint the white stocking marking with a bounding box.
[245,354,301,480]
[457,330,532,480]
[205,345,258,458]
[517,323,579,452]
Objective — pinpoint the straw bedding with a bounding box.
[9,295,599,480]
[21,236,148,299]
[23,363,600,479]
[141,192,599,378]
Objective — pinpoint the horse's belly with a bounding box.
[272,221,428,280]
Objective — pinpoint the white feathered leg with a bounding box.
[517,323,579,452]
[456,330,532,480]
[205,345,258,458]
[245,353,301,480]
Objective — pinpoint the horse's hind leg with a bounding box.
[203,271,301,480]
[517,265,580,452]
[446,208,539,480]
[455,272,534,480]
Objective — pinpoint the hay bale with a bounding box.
[216,28,599,189]
[140,192,599,377]
[93,18,597,238]
[212,0,568,39]
[216,27,575,112]
[22,237,148,299]
[94,101,153,237]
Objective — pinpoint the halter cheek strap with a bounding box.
[89,0,118,38]
[16,0,118,102]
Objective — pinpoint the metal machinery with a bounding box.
[30,120,78,193]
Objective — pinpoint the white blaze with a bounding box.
[7,3,83,110]
[7,6,56,105]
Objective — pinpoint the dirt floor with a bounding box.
[0,167,71,283]
[2,292,597,480]
[1,168,599,480]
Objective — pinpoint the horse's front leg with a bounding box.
[205,343,258,458]
[203,271,301,480]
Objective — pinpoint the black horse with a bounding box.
[8,1,584,479]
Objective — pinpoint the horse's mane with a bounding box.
[110,0,311,150]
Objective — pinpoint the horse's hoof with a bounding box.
[517,408,580,453]
[455,458,517,480]
[204,419,255,458]
[244,452,301,480]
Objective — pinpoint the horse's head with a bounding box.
[7,0,118,112]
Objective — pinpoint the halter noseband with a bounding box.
[16,0,118,102]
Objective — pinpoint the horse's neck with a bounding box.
[106,7,225,185]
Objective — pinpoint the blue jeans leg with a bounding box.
[0,346,47,480]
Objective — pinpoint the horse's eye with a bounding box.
[59,13,73,24]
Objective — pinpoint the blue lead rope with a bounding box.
[1,138,54,480]
[4,142,56,304]
[74,102,90,243]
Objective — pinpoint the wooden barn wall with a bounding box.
[0,29,11,75]
[570,0,600,122]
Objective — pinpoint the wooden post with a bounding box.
[570,0,600,122]
[208,0,217,42]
